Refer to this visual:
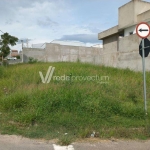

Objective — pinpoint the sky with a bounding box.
[1,0,150,50]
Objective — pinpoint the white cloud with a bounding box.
[0,0,104,50]
[59,34,100,43]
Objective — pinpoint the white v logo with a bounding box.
[39,66,55,83]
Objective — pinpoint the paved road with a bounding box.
[0,134,150,150]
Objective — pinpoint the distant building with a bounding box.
[11,50,19,57]
[7,50,19,58]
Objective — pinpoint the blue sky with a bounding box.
[0,0,150,49]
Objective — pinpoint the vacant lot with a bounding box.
[0,62,150,144]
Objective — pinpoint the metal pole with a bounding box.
[22,47,23,63]
[142,39,147,115]
[21,40,23,63]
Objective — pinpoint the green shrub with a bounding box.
[16,55,20,59]
[28,57,38,64]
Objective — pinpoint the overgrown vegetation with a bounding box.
[28,57,38,64]
[0,62,150,144]
[16,55,20,59]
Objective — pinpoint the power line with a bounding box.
[0,30,4,33]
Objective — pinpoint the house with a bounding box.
[98,0,150,44]
[98,0,150,70]
[10,50,19,57]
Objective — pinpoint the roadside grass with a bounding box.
[0,62,150,145]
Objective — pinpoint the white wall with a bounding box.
[124,21,150,37]
[124,25,136,36]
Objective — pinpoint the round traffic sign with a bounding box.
[136,22,150,38]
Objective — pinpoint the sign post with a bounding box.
[136,22,150,115]
[142,39,147,115]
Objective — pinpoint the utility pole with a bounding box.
[0,30,4,65]
[21,40,24,63]
[26,39,28,48]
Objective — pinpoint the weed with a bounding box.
[0,62,150,143]
[28,57,38,64]
[58,135,74,146]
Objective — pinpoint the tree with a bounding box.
[0,32,18,58]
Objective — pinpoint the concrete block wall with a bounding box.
[117,34,150,71]
[23,48,46,62]
[97,34,150,71]
[45,44,61,62]
[101,33,119,68]
[23,36,150,71]
[45,43,102,64]
[23,43,102,64]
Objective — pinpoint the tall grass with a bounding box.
[0,62,150,143]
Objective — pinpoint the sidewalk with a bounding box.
[0,134,150,150]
